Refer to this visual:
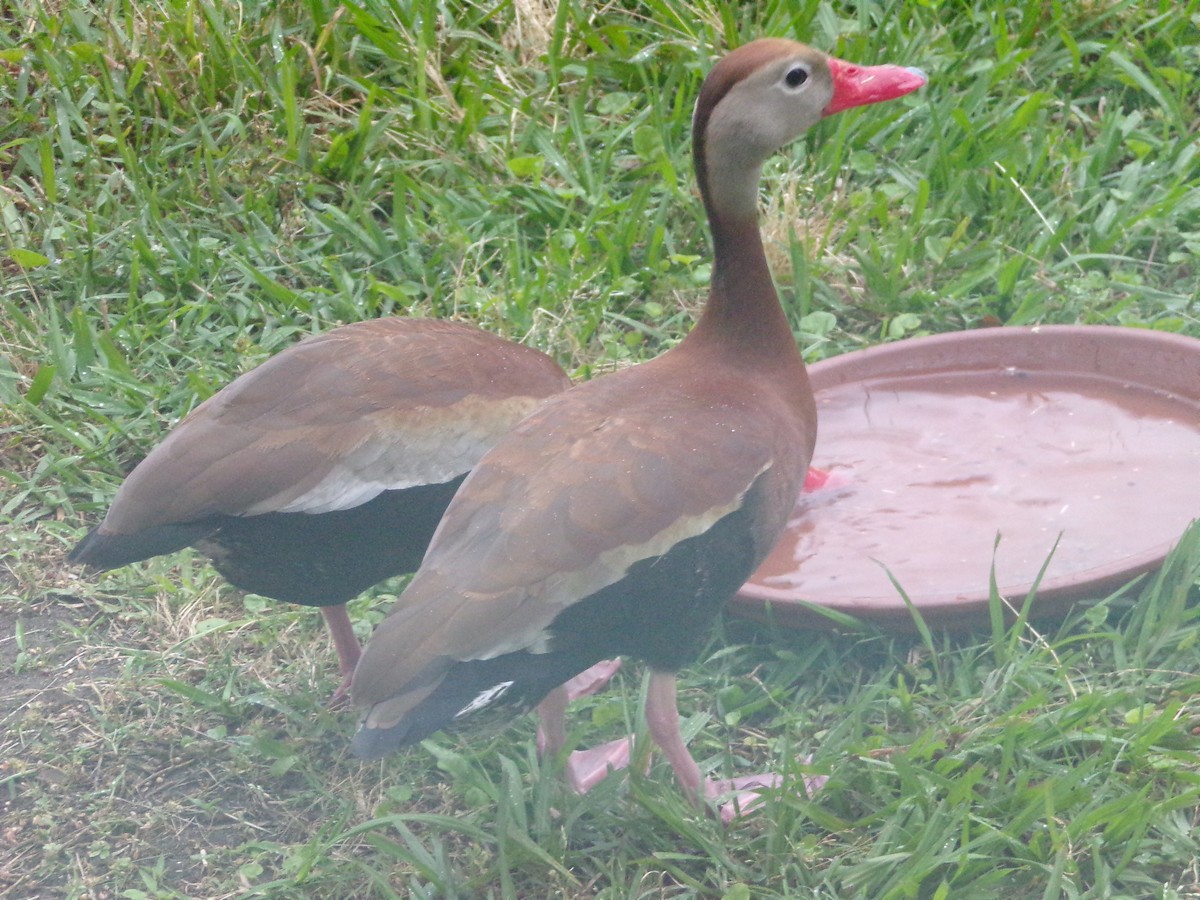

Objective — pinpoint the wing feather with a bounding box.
[100,320,568,531]
[352,359,810,711]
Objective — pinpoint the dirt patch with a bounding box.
[0,594,123,896]
[0,575,356,898]
[0,597,115,721]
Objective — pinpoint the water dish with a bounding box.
[734,325,1200,629]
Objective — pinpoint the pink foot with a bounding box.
[327,672,353,709]
[537,659,631,792]
[562,658,623,701]
[560,660,632,792]
[803,467,850,492]
[706,760,827,824]
[803,467,830,491]
[564,736,636,793]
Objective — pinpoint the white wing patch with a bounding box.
[465,458,773,662]
[454,681,515,718]
[244,396,546,515]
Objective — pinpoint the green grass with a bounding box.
[3,0,1199,896]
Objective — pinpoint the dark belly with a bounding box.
[200,475,465,606]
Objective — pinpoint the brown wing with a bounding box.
[351,355,814,713]
[100,319,569,533]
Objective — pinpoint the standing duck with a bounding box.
[350,39,925,813]
[69,318,572,703]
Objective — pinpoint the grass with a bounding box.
[2,0,1199,896]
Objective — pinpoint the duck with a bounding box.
[69,317,573,704]
[349,39,925,816]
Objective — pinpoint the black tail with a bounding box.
[68,521,215,571]
[351,650,604,760]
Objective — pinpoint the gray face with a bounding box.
[700,49,834,220]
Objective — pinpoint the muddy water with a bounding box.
[751,370,1200,608]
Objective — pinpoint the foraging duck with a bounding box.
[350,40,925,813]
[69,318,572,703]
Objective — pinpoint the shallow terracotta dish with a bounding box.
[733,325,1200,630]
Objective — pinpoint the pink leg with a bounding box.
[643,669,826,823]
[320,604,361,707]
[644,670,703,800]
[536,684,570,758]
[535,659,631,793]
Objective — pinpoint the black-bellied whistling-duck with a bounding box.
[349,40,925,815]
[69,318,572,703]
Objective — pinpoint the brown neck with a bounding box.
[680,207,800,364]
[681,79,804,366]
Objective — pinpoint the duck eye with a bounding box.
[784,65,809,88]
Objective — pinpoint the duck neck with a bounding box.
[682,203,799,363]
